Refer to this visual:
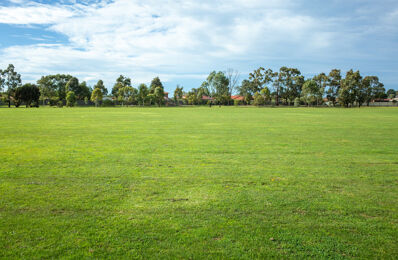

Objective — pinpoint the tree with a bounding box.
[201,71,229,105]
[37,74,73,104]
[14,83,40,108]
[237,79,254,105]
[118,86,138,106]
[138,83,149,106]
[0,69,4,93]
[301,80,320,106]
[94,80,108,95]
[362,76,384,105]
[66,91,76,107]
[312,73,328,104]
[91,88,103,107]
[338,70,360,107]
[386,89,396,98]
[277,67,303,105]
[149,77,164,106]
[174,85,184,105]
[154,86,164,107]
[2,64,22,107]
[76,81,91,100]
[112,75,131,97]
[226,68,240,103]
[327,69,341,106]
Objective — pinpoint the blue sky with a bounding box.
[0,0,397,93]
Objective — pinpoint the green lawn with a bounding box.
[0,107,397,259]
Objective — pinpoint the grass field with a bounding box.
[0,107,397,258]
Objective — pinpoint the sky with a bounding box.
[0,0,397,93]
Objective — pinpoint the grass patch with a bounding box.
[0,107,397,258]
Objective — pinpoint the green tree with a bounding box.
[339,70,361,107]
[37,74,73,104]
[118,86,138,106]
[149,77,163,94]
[91,88,103,107]
[154,86,164,107]
[138,83,149,106]
[14,83,40,108]
[277,67,303,105]
[386,89,396,98]
[174,85,184,105]
[112,75,131,97]
[327,69,341,106]
[2,64,22,107]
[201,71,229,105]
[94,80,108,95]
[66,91,76,107]
[301,80,320,106]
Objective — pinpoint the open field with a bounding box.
[0,107,397,258]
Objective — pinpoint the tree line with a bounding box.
[0,64,396,108]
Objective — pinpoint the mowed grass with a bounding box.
[0,107,397,259]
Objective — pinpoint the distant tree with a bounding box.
[14,83,40,108]
[226,68,240,103]
[201,71,229,105]
[339,70,361,107]
[37,74,73,103]
[66,91,76,107]
[386,89,396,98]
[174,85,184,105]
[138,83,149,106]
[313,73,328,102]
[327,69,341,106]
[112,75,131,97]
[2,64,22,107]
[91,88,103,107]
[76,81,91,100]
[118,86,138,106]
[0,69,4,93]
[278,67,303,105]
[301,80,320,106]
[94,80,108,95]
[253,92,264,106]
[149,77,164,106]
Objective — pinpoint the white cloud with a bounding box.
[0,0,396,89]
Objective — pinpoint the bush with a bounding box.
[102,99,115,107]
[49,97,59,106]
[271,99,276,107]
[234,99,242,106]
[57,101,63,108]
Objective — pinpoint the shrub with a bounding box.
[102,99,115,107]
[57,101,63,108]
[49,97,59,106]
[66,91,76,107]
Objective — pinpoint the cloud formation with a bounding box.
[0,0,397,91]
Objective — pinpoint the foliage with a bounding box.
[14,83,40,108]
[102,99,115,107]
[66,91,76,107]
[1,107,397,258]
[94,80,108,95]
[91,88,103,107]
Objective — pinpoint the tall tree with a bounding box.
[362,76,384,105]
[174,85,184,105]
[93,80,108,95]
[37,74,73,103]
[112,75,131,97]
[138,83,149,106]
[327,69,341,106]
[149,77,164,106]
[2,64,22,107]
[91,88,103,107]
[226,68,240,99]
[339,69,361,107]
[312,73,328,104]
[277,67,303,105]
[201,71,229,105]
[301,80,320,106]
